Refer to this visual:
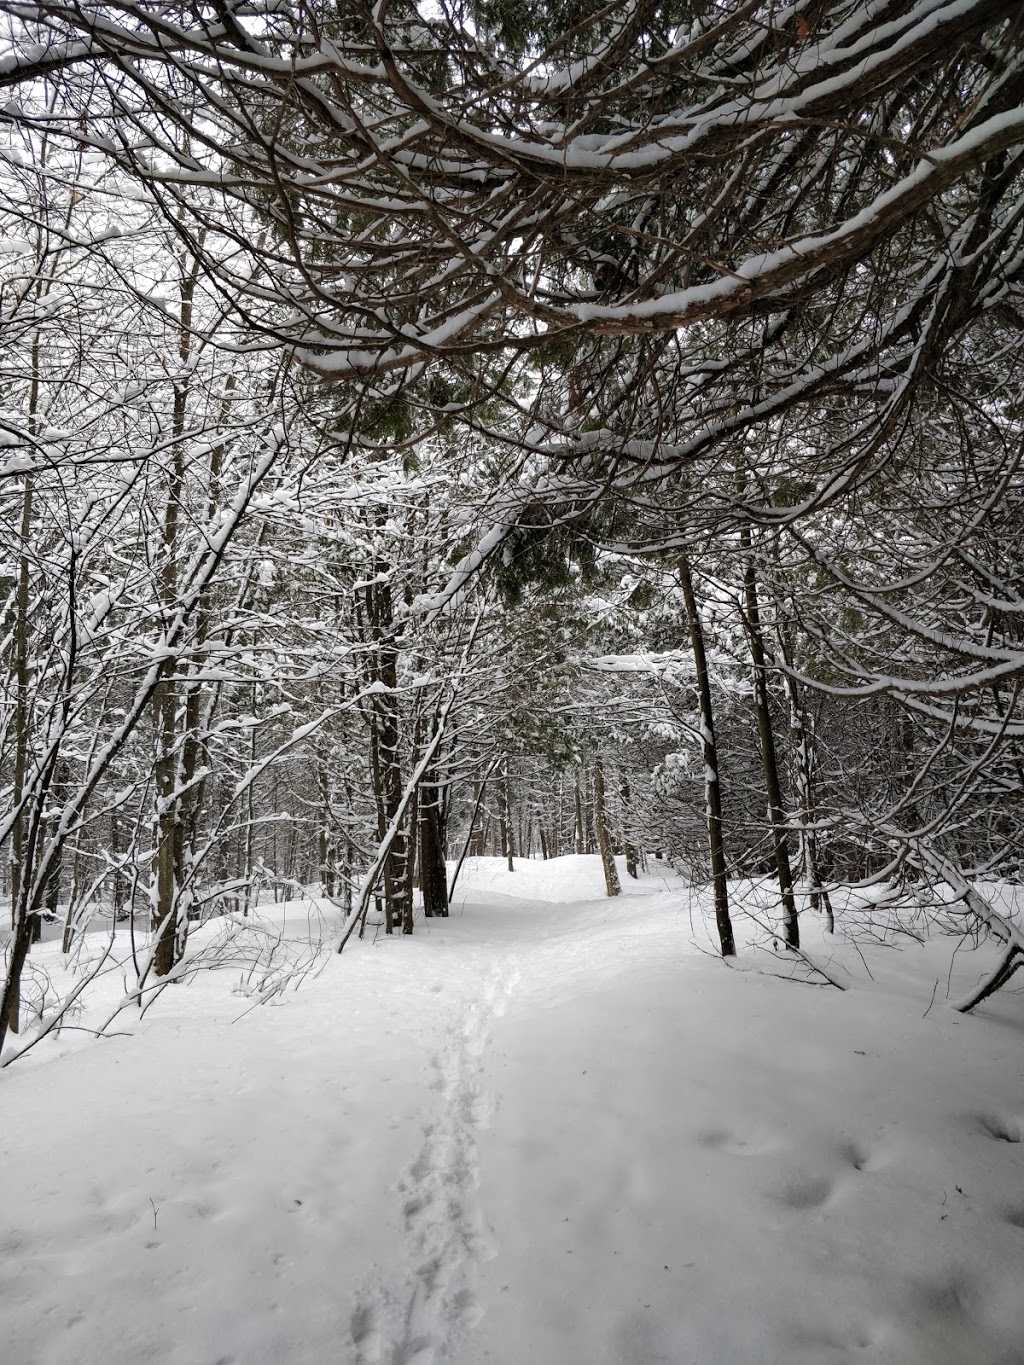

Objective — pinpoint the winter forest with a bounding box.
[1,2,1023,1363]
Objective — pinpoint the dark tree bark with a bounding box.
[500,762,514,872]
[418,769,449,918]
[679,557,735,958]
[0,907,34,1043]
[362,572,412,935]
[741,548,799,951]
[618,773,639,880]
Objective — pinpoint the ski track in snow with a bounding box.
[349,953,522,1365]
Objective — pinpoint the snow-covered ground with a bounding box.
[2,857,1023,1365]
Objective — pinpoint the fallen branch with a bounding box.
[0,935,118,1068]
[951,943,1023,1015]
[738,904,847,991]
[901,839,1024,1015]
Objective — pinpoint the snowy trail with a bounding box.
[340,858,686,1365]
[2,857,1023,1365]
[348,944,522,1365]
[443,873,1024,1365]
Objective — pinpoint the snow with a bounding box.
[3,858,1024,1365]
[568,106,1024,329]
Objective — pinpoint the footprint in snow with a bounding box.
[976,1112,1021,1143]
[445,1286,484,1333]
[393,1332,435,1365]
[403,1193,432,1225]
[696,1126,781,1157]
[908,1268,978,1325]
[772,1174,835,1211]
[349,1302,383,1364]
[835,1138,869,1171]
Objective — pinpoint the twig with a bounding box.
[739,905,847,990]
[922,977,939,1018]
[846,935,875,982]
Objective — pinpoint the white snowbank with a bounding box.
[451,851,672,904]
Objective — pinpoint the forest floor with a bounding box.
[2,856,1024,1365]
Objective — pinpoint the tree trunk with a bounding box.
[111,810,125,919]
[418,770,449,918]
[741,549,799,950]
[0,906,34,1047]
[593,757,621,898]
[9,467,34,1007]
[619,773,639,879]
[679,557,735,956]
[152,674,181,979]
[151,253,202,978]
[368,721,393,935]
[778,638,833,933]
[501,762,514,871]
[370,578,412,934]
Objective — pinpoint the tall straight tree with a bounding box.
[679,557,735,957]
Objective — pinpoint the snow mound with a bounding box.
[451,853,671,904]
